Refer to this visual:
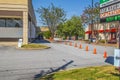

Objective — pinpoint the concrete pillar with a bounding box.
[23,11,28,44]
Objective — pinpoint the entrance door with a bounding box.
[111,32,116,40]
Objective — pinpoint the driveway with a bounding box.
[0,40,115,80]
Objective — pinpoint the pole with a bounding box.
[118,21,120,80]
[119,22,120,49]
[91,0,94,42]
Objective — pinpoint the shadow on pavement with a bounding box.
[32,39,50,43]
[34,60,74,80]
[105,56,114,65]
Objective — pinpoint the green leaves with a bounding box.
[36,3,66,38]
[56,16,85,39]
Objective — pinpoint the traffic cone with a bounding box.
[79,44,82,49]
[86,45,89,51]
[103,51,107,58]
[65,42,67,45]
[69,42,72,46]
[93,48,97,54]
[74,43,77,47]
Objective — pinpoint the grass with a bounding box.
[82,40,117,47]
[21,44,49,49]
[39,66,120,80]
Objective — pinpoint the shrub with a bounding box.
[99,40,105,43]
[43,31,51,39]
[21,44,49,49]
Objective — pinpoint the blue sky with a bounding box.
[32,0,99,26]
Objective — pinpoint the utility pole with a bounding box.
[119,22,120,49]
[91,0,94,42]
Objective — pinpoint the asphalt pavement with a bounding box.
[0,40,115,80]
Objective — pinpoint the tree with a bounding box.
[81,2,100,25]
[37,4,66,38]
[56,16,84,40]
[57,20,73,39]
[70,16,84,40]
[81,2,100,42]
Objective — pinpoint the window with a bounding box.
[0,18,5,27]
[0,18,22,27]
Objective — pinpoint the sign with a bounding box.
[100,9,120,19]
[100,2,120,14]
[100,0,109,4]
[100,0,120,23]
[106,15,120,22]
[114,49,120,67]
[100,0,120,7]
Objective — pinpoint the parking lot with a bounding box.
[0,41,115,80]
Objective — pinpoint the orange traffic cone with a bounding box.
[74,43,77,47]
[65,42,67,45]
[86,45,89,51]
[69,42,72,46]
[103,51,107,58]
[79,44,82,49]
[93,48,97,54]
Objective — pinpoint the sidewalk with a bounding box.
[0,42,17,46]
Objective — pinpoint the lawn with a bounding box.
[39,66,120,80]
[21,44,50,49]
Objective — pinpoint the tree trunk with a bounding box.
[51,34,54,39]
[50,31,54,40]
[65,35,67,40]
[75,34,78,40]
[69,35,71,40]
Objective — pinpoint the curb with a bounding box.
[16,47,51,50]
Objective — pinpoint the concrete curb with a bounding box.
[16,47,51,50]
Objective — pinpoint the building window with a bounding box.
[0,19,5,27]
[0,18,22,27]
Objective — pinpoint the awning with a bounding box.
[98,30,104,33]
[110,28,117,32]
[85,28,117,34]
[102,29,117,33]
[85,31,92,34]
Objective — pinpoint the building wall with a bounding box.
[0,0,28,12]
[28,0,36,24]
[0,0,36,44]
[28,0,36,40]
[0,0,28,5]
[85,21,119,41]
[0,27,23,38]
